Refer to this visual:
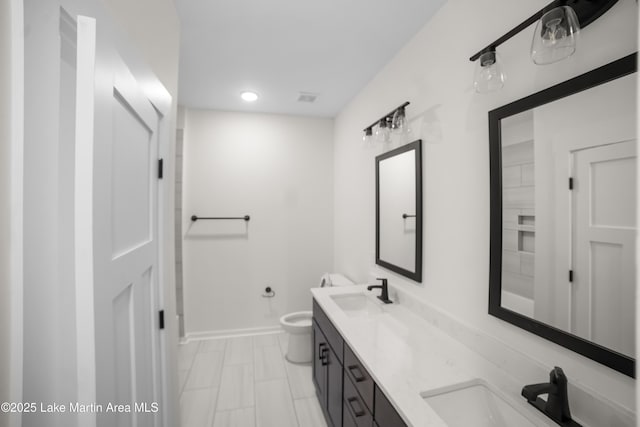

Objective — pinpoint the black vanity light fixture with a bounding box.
[363,101,410,145]
[470,0,619,93]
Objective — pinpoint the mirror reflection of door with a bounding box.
[571,140,636,357]
[499,71,637,359]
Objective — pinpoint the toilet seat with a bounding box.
[279,311,312,363]
[279,273,354,363]
[280,311,312,331]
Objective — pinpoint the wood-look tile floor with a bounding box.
[178,332,328,427]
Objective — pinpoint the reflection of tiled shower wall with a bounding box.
[502,139,535,300]
[175,129,185,337]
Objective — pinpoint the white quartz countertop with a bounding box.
[311,285,556,427]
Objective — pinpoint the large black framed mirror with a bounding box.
[489,53,637,377]
[376,139,423,282]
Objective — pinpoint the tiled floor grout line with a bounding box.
[208,341,224,427]
[180,341,199,397]
[280,345,303,426]
[251,337,258,427]
[278,333,320,427]
[275,335,296,424]
[212,338,228,427]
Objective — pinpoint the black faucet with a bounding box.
[367,278,393,304]
[521,367,581,427]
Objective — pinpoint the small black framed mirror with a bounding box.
[489,53,637,377]
[376,139,423,282]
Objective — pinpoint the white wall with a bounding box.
[334,0,637,413]
[182,110,334,336]
[1,1,23,426]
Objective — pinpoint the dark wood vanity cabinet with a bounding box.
[313,302,343,427]
[313,299,408,427]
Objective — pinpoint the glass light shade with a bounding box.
[375,119,390,143]
[531,6,580,65]
[391,107,410,135]
[363,128,374,146]
[474,51,505,94]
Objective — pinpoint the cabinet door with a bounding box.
[374,385,407,427]
[327,344,343,427]
[313,321,328,408]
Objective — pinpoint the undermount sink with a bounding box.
[421,379,537,427]
[330,293,384,318]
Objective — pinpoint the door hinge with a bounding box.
[158,158,164,179]
[569,270,573,283]
[159,310,165,330]
[569,177,573,190]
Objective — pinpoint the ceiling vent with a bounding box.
[297,92,319,103]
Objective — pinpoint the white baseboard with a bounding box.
[183,325,284,343]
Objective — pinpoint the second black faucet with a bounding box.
[522,367,581,427]
[367,278,393,304]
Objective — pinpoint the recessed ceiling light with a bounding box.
[241,91,258,102]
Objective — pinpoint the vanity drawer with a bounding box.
[374,385,407,427]
[313,299,344,364]
[344,344,374,412]
[344,374,373,427]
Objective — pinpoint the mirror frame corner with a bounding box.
[375,139,423,283]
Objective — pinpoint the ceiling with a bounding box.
[176,0,446,118]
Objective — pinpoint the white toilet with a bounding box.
[279,273,354,363]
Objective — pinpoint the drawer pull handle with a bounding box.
[347,396,366,417]
[348,365,366,382]
[320,347,329,366]
[318,343,326,361]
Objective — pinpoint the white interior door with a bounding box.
[83,22,164,427]
[571,139,636,357]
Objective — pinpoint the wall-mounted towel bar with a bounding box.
[191,215,250,222]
